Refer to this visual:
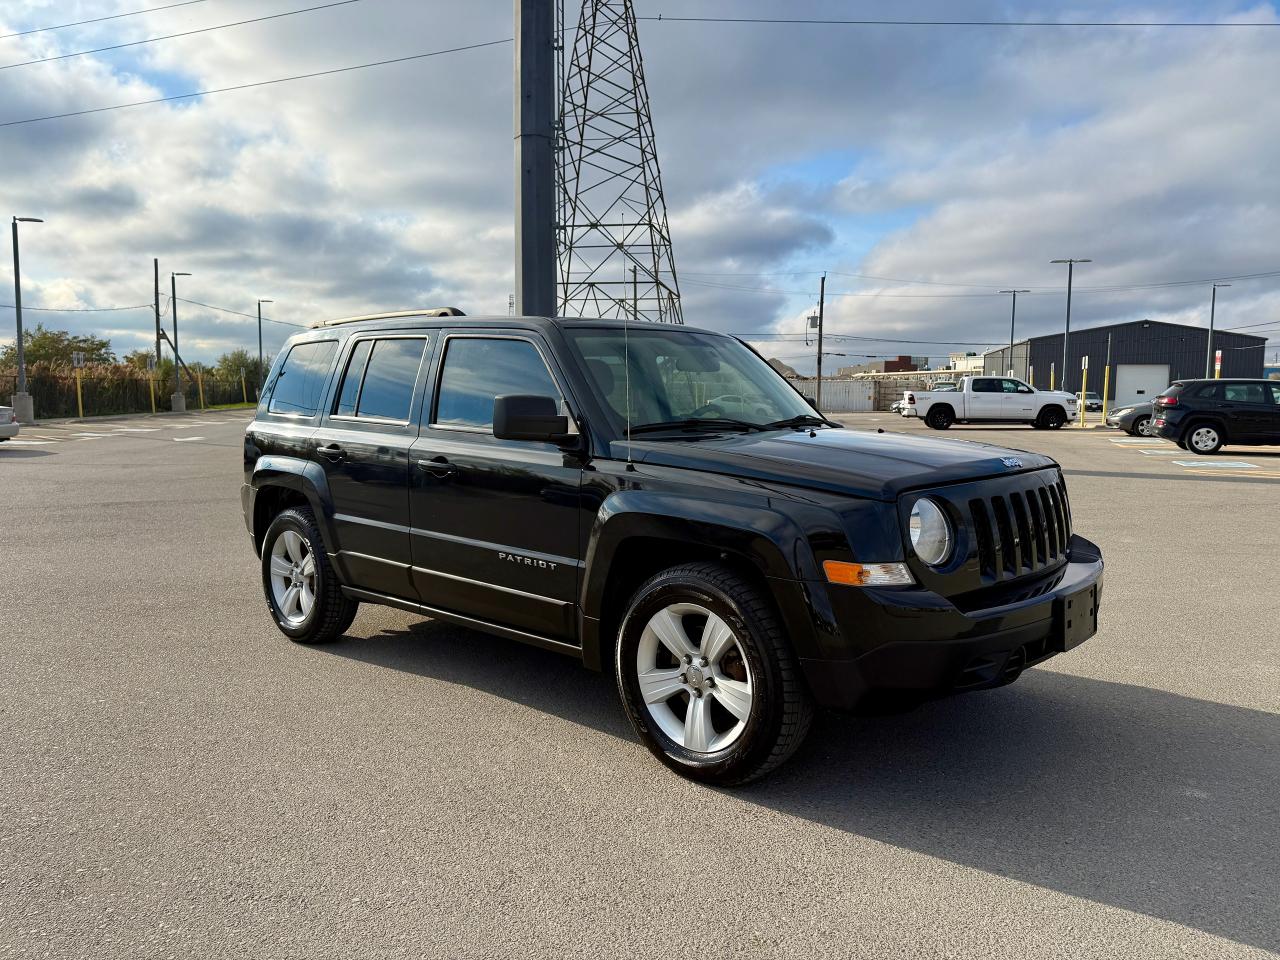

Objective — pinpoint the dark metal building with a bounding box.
[983,319,1266,403]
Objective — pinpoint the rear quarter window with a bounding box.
[267,340,338,417]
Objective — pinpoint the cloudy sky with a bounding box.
[1,0,1279,372]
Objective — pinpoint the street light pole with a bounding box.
[170,272,191,412]
[1205,283,1230,378]
[1051,258,1091,394]
[256,299,273,399]
[9,216,43,424]
[815,273,826,411]
[1000,289,1030,378]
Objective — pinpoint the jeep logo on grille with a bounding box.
[1001,457,1024,469]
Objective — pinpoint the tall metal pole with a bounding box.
[1000,289,1030,377]
[258,300,265,396]
[153,258,161,365]
[514,0,556,318]
[1205,283,1230,378]
[1052,258,1091,394]
[172,273,181,398]
[11,219,25,396]
[816,273,826,410]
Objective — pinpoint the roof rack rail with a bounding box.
[309,307,466,328]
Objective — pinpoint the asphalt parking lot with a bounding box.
[1,411,1277,959]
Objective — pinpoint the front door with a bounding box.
[311,333,432,601]
[1001,378,1038,419]
[1266,383,1280,440]
[408,332,583,642]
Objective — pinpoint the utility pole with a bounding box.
[816,273,827,410]
[10,216,42,424]
[1205,283,1230,378]
[257,299,273,399]
[153,258,162,366]
[170,272,190,412]
[514,0,556,318]
[1000,289,1030,377]
[1051,258,1090,395]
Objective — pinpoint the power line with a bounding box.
[0,0,215,41]
[1,0,368,73]
[641,15,1280,29]
[0,302,151,312]
[177,297,306,327]
[0,37,512,129]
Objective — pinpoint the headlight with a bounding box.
[1113,407,1131,417]
[909,498,953,566]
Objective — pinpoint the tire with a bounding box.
[1133,416,1152,437]
[1184,422,1225,455]
[261,506,359,644]
[925,406,954,430]
[1176,438,1188,450]
[1038,406,1066,430]
[615,562,814,786]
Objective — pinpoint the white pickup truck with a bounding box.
[902,376,1078,430]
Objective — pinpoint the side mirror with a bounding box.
[493,395,570,443]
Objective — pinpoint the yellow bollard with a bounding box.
[148,376,156,415]
[75,369,84,419]
[1102,365,1111,422]
[197,371,206,410]
[1050,364,1055,391]
[241,373,247,404]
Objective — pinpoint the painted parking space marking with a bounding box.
[1137,449,1177,455]
[1171,460,1259,469]
[1108,437,1167,445]
[4,439,55,446]
[172,436,205,442]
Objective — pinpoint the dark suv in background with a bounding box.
[242,309,1103,784]
[1153,379,1280,454]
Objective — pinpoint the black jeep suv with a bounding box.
[1153,378,1280,454]
[243,310,1103,784]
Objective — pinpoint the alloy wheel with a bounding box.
[270,529,316,625]
[635,602,754,753]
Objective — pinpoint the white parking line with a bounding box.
[172,436,205,442]
[109,427,160,433]
[73,432,110,439]
[1170,460,1259,469]
[4,439,54,446]
[1108,438,1167,445]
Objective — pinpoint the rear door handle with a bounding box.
[316,443,346,462]
[416,457,456,478]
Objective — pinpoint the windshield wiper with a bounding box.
[629,417,767,435]
[763,413,842,430]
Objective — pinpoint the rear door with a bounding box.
[310,333,431,601]
[1265,383,1280,441]
[1219,381,1271,440]
[968,378,1004,419]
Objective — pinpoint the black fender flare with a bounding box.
[577,490,837,671]
[249,456,336,553]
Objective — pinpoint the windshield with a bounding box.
[565,327,818,432]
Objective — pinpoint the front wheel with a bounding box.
[615,563,814,786]
[1038,407,1066,430]
[261,506,359,643]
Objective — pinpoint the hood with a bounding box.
[618,427,1058,501]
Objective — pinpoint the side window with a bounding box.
[435,337,560,430]
[1194,383,1220,399]
[972,378,998,393]
[1223,382,1265,404]
[1001,379,1026,394]
[356,339,428,421]
[1268,384,1280,405]
[334,339,373,416]
[268,340,337,417]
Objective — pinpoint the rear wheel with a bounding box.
[1133,415,1152,437]
[1185,423,1224,455]
[261,506,358,643]
[926,406,954,430]
[615,563,813,786]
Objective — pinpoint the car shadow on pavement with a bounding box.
[0,447,52,458]
[326,620,1279,954]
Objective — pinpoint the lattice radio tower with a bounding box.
[556,0,684,323]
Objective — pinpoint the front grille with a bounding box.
[967,476,1072,582]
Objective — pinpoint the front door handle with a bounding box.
[416,457,457,478]
[316,443,346,462]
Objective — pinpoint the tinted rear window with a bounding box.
[268,340,337,417]
[1223,382,1266,404]
[357,338,428,421]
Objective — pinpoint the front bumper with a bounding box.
[800,535,1104,711]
